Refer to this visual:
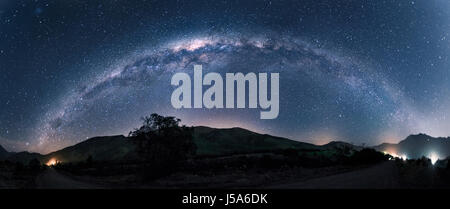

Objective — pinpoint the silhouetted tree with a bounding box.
[417,156,432,167]
[14,162,24,173]
[28,158,41,171]
[129,113,181,137]
[349,148,389,165]
[86,155,94,166]
[129,113,196,180]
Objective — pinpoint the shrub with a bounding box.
[348,148,389,165]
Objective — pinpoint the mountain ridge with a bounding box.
[2,128,450,164]
[374,133,450,159]
[0,144,10,159]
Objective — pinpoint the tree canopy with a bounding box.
[129,113,182,137]
[128,113,196,179]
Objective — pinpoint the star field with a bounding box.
[1,0,450,153]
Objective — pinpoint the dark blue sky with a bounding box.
[1,0,449,153]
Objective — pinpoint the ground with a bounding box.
[35,168,102,189]
[269,161,400,189]
[30,161,402,189]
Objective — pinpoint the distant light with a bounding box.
[429,152,439,165]
[383,150,407,160]
[46,158,58,166]
[401,154,407,161]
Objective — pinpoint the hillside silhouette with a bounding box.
[0,145,9,159]
[2,128,450,166]
[0,126,356,164]
[374,133,450,160]
[2,114,450,189]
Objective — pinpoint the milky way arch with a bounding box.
[32,34,414,153]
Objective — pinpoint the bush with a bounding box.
[348,148,389,165]
[28,158,42,171]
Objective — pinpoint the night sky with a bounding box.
[1,0,450,154]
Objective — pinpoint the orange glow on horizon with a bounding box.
[46,158,59,166]
[383,150,407,160]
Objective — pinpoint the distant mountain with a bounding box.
[0,135,135,164]
[0,145,10,159]
[5,151,43,164]
[0,144,43,164]
[374,133,450,159]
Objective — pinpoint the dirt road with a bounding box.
[270,161,400,189]
[35,168,101,189]
[35,162,400,189]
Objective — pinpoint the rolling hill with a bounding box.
[0,136,136,164]
[0,126,363,164]
[192,126,321,156]
[42,135,137,163]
